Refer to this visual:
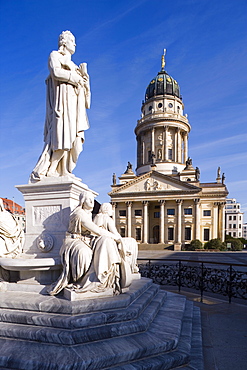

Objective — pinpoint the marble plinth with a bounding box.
[16,176,97,258]
[0,278,203,369]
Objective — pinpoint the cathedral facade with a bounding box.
[109,53,228,249]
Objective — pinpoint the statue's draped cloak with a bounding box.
[31,51,90,179]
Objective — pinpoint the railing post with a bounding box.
[229,264,232,304]
[148,259,151,279]
[200,262,204,303]
[178,260,181,293]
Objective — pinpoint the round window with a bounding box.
[168,103,173,108]
[158,103,163,108]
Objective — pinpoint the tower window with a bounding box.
[158,103,163,108]
[168,103,173,108]
[177,106,180,113]
[148,106,152,111]
[168,148,172,160]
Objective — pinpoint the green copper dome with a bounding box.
[145,70,181,101]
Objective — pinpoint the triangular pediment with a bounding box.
[109,171,201,195]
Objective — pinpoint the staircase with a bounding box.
[0,278,203,369]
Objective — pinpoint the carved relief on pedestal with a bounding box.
[33,205,62,226]
[37,233,54,252]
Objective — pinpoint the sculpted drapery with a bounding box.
[48,192,122,296]
[0,199,24,258]
[30,31,90,182]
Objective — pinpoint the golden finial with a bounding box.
[161,48,166,71]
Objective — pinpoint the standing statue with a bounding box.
[217,166,221,178]
[30,31,90,182]
[186,157,192,167]
[222,173,226,184]
[112,173,116,185]
[48,192,124,296]
[0,199,24,258]
[195,166,200,181]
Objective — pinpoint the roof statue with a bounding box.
[161,48,166,71]
[30,31,91,182]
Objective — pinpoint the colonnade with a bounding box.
[111,199,225,244]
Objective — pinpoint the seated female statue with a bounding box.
[48,191,122,296]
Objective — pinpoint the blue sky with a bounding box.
[0,0,247,221]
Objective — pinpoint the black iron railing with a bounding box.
[138,258,247,303]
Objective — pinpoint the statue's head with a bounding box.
[58,30,76,55]
[78,191,95,211]
[99,203,113,217]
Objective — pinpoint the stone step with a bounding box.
[107,301,203,370]
[0,290,168,345]
[0,292,193,369]
[0,284,161,329]
[0,278,153,315]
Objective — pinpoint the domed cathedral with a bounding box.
[109,51,228,250]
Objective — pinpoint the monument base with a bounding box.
[16,176,98,258]
[0,278,203,369]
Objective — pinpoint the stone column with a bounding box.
[151,128,155,153]
[213,203,218,239]
[126,201,132,237]
[111,202,117,223]
[142,141,145,165]
[218,202,225,242]
[184,133,188,163]
[178,129,183,163]
[159,200,165,243]
[176,199,183,243]
[143,201,149,243]
[174,128,178,162]
[164,126,168,161]
[194,198,200,240]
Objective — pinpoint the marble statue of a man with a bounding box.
[30,31,90,182]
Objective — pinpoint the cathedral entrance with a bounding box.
[153,225,160,244]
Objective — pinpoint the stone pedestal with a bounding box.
[174,242,182,251]
[16,176,98,258]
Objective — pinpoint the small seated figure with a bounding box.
[94,203,139,274]
[0,199,24,258]
[48,192,123,296]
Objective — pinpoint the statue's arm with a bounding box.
[49,51,81,87]
[81,213,120,242]
[107,218,121,238]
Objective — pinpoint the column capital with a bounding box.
[194,198,200,204]
[111,202,118,208]
[164,125,169,131]
[176,199,183,204]
[126,201,133,207]
[159,199,166,205]
[142,200,149,206]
